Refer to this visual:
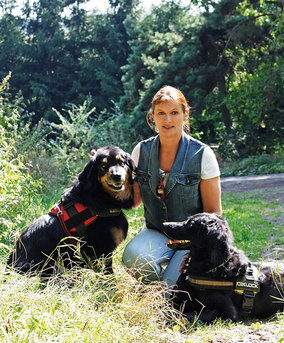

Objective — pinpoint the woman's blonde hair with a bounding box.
[146,85,191,133]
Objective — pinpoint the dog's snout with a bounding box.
[111,172,122,182]
[109,166,126,181]
[163,220,189,240]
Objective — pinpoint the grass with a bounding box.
[0,263,182,342]
[222,190,284,260]
[1,191,283,342]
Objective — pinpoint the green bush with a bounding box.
[220,153,284,177]
[0,75,44,247]
[49,99,136,178]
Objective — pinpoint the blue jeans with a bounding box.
[122,225,189,289]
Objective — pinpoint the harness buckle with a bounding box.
[235,266,260,317]
[54,203,63,216]
[235,267,260,293]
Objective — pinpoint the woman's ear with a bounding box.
[184,107,189,120]
[78,158,98,191]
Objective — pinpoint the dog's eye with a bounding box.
[100,163,108,171]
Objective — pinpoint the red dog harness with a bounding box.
[49,200,122,246]
[49,201,98,245]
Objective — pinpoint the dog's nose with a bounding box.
[111,172,121,182]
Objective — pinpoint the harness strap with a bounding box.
[56,210,78,246]
[236,266,260,317]
[49,201,98,245]
[95,208,122,217]
[63,202,97,237]
[187,276,234,290]
[186,265,260,318]
[49,200,123,246]
[63,201,84,237]
[241,291,256,317]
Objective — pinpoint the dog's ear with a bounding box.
[195,216,220,248]
[125,152,135,170]
[78,157,98,191]
[193,216,212,248]
[195,227,209,248]
[125,152,136,183]
[209,238,229,266]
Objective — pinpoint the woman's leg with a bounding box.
[122,226,175,283]
[161,249,189,288]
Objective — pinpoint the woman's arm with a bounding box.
[130,143,142,209]
[200,176,222,215]
[132,181,142,209]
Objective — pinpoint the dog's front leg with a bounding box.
[195,309,220,323]
[211,292,240,322]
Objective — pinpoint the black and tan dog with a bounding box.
[163,213,284,322]
[7,146,135,276]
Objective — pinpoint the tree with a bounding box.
[0,3,24,88]
[0,0,139,120]
[119,0,283,155]
[119,1,193,139]
[75,0,139,111]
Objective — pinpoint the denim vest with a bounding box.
[136,132,205,232]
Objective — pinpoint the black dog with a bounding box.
[8,146,135,276]
[163,213,284,322]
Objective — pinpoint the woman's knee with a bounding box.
[122,227,175,283]
[122,240,163,282]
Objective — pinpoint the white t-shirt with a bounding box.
[131,141,220,180]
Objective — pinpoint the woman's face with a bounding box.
[152,100,188,138]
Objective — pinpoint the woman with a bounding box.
[122,86,222,289]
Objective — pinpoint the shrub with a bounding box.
[49,99,136,180]
[220,153,284,177]
[0,75,43,247]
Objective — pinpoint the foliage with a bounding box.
[49,98,136,181]
[119,0,283,154]
[0,264,282,342]
[0,0,138,121]
[0,74,43,245]
[201,8,284,158]
[220,153,284,177]
[0,266,185,342]
[0,0,283,156]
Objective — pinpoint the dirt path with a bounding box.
[221,173,284,202]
